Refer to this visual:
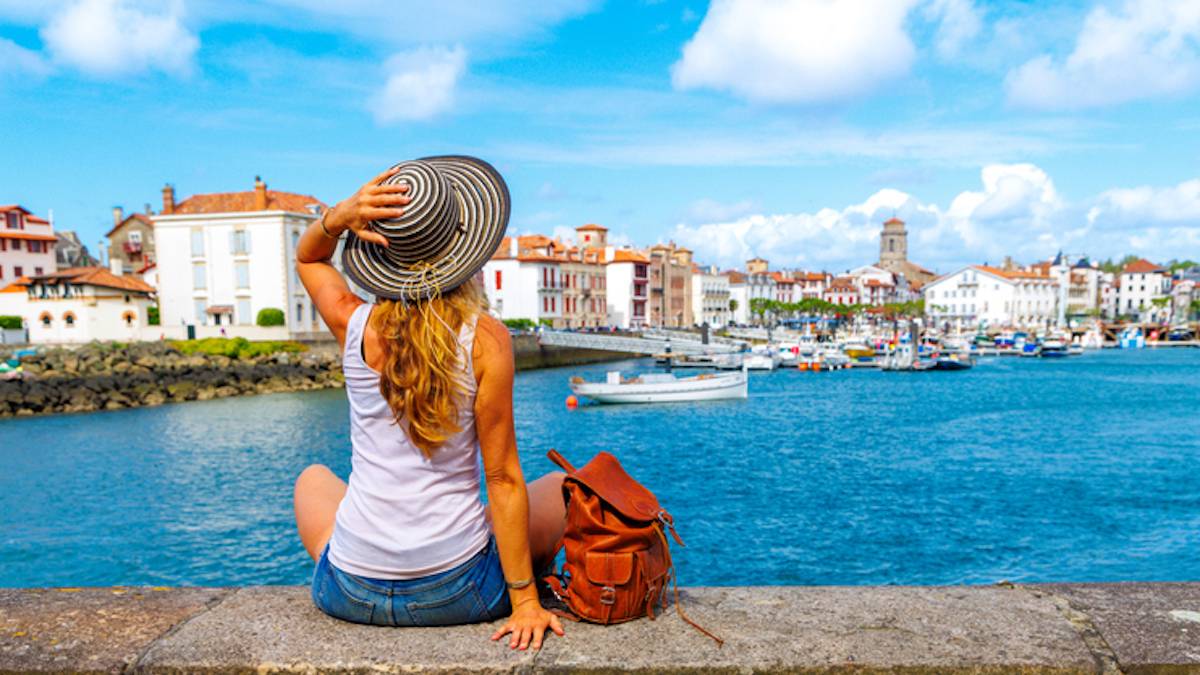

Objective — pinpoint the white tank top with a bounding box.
[327,303,491,580]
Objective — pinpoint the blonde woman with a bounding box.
[292,157,565,651]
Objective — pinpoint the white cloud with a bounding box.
[40,0,198,77]
[671,164,1199,272]
[685,198,757,223]
[369,45,467,124]
[924,0,982,59]
[1006,0,1200,110]
[671,0,919,104]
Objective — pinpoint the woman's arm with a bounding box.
[474,315,564,650]
[295,166,409,345]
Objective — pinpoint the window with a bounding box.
[5,212,21,229]
[296,302,303,324]
[230,229,250,255]
[13,266,22,278]
[194,299,207,325]
[237,299,252,325]
[190,229,205,256]
[235,261,250,288]
[11,239,20,250]
[28,241,39,253]
[63,312,75,327]
[122,311,136,326]
[128,230,142,244]
[310,302,318,324]
[0,239,5,251]
[495,270,502,290]
[39,312,51,327]
[193,263,207,289]
[34,267,42,275]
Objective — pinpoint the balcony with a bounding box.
[123,241,143,255]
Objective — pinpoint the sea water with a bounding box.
[1,348,1197,587]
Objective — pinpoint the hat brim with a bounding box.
[341,155,510,301]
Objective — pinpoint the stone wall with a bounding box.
[0,342,342,416]
[2,584,1198,672]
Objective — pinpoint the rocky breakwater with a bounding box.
[0,340,343,417]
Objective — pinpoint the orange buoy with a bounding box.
[565,395,578,409]
[812,362,822,372]
[798,362,809,371]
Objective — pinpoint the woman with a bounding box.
[292,157,565,651]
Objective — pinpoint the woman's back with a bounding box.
[327,302,490,580]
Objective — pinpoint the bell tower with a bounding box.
[879,217,907,265]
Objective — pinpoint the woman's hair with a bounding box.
[370,277,488,457]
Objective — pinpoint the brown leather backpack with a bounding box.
[544,449,721,645]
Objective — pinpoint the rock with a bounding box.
[167,381,197,400]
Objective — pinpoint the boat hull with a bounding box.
[570,373,748,404]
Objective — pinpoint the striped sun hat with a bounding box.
[341,155,510,301]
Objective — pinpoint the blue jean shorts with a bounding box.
[312,537,512,626]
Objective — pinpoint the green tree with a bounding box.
[728,299,738,313]
[0,315,22,330]
[147,305,160,326]
[256,307,285,327]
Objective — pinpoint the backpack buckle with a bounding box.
[600,586,616,605]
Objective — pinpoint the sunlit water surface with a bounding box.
[2,348,1198,587]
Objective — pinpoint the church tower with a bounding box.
[879,217,907,265]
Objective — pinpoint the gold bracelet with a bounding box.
[506,578,534,590]
[318,209,340,239]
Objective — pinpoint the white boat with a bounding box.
[742,351,779,371]
[569,369,748,404]
[819,347,851,369]
[1118,327,1145,349]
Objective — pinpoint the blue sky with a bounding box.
[1,0,1198,273]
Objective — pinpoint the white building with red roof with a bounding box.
[0,205,57,284]
[924,264,1059,328]
[0,267,156,344]
[1116,258,1169,320]
[152,177,327,339]
[483,234,566,327]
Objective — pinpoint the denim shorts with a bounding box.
[312,537,512,626]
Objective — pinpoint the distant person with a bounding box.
[292,158,565,651]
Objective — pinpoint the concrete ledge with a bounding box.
[2,584,1198,673]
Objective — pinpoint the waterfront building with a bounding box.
[1171,279,1197,322]
[726,262,775,324]
[845,264,902,306]
[106,208,156,275]
[924,264,1059,329]
[876,217,936,286]
[603,247,649,329]
[152,177,328,340]
[823,277,859,306]
[0,205,57,283]
[483,235,564,327]
[1102,279,1119,319]
[7,267,156,344]
[647,242,693,328]
[1116,258,1169,320]
[793,271,829,299]
[691,264,730,327]
[566,224,609,328]
[54,231,98,269]
[771,272,795,304]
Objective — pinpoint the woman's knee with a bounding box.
[295,464,334,495]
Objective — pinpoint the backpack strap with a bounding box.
[654,525,724,647]
[547,448,576,473]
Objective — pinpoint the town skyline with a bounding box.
[1,1,1198,272]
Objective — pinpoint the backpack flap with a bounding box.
[569,451,664,524]
[584,551,634,586]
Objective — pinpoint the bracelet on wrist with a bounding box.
[318,208,341,239]
[506,578,534,590]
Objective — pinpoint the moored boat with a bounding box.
[569,369,748,404]
[1040,338,1068,358]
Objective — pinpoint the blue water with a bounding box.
[1,349,1198,587]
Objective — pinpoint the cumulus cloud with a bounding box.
[40,0,198,77]
[671,0,919,104]
[1006,0,1200,110]
[0,37,50,78]
[369,45,467,124]
[671,164,1197,273]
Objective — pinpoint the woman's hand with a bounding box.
[490,601,565,651]
[324,166,411,247]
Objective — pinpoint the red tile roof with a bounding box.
[1122,258,1163,274]
[173,190,326,215]
[576,223,608,232]
[884,217,904,225]
[106,212,154,237]
[31,267,155,294]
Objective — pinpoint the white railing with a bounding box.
[537,330,742,355]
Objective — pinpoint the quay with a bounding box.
[2,583,1198,673]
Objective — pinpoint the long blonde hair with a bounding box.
[370,278,488,457]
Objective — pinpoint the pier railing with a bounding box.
[537,331,742,355]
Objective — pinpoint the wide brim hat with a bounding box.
[341,155,510,301]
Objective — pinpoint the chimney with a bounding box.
[110,257,125,276]
[112,206,124,227]
[254,175,268,210]
[144,203,152,215]
[508,237,518,258]
[162,184,175,214]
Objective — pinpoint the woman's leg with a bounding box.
[294,464,347,561]
[524,471,567,571]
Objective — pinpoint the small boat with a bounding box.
[569,369,748,404]
[819,349,851,369]
[933,354,973,370]
[1019,340,1042,357]
[1118,327,1145,349]
[657,353,740,369]
[842,341,875,360]
[742,351,779,371]
[1040,338,1069,358]
[1067,343,1084,356]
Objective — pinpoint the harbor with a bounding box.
[2,347,1197,589]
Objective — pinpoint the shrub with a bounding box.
[256,307,285,327]
[147,306,160,326]
[502,318,538,331]
[0,315,22,330]
[170,337,306,359]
